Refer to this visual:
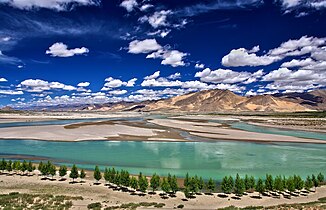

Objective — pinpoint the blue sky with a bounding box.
[0,0,326,108]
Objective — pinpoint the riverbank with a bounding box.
[1,172,326,209]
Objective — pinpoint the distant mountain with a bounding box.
[15,89,326,113]
[139,89,311,113]
[274,89,326,110]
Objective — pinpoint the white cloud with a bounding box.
[128,39,162,54]
[126,78,137,87]
[120,0,138,12]
[144,71,160,80]
[167,72,181,80]
[46,42,89,57]
[161,50,187,67]
[20,79,77,93]
[281,58,315,68]
[77,82,90,87]
[195,63,205,69]
[147,10,172,28]
[141,78,183,87]
[262,67,326,91]
[268,36,326,56]
[1,0,99,11]
[0,89,23,95]
[108,90,128,95]
[139,3,152,11]
[195,68,263,84]
[0,78,8,82]
[222,47,281,67]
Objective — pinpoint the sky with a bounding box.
[0,0,326,108]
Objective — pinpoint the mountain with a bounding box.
[17,89,325,113]
[139,89,311,113]
[274,89,326,110]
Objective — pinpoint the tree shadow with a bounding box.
[93,182,101,186]
[204,192,213,196]
[250,195,262,199]
[217,194,228,198]
[148,191,156,195]
[181,199,188,202]
[231,196,241,200]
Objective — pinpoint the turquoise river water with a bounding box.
[0,118,325,180]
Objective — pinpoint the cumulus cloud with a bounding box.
[146,49,188,67]
[77,82,90,87]
[280,58,315,68]
[120,0,138,12]
[195,68,263,84]
[144,71,160,80]
[0,78,8,82]
[19,79,77,93]
[222,47,281,67]
[262,67,326,91]
[0,89,23,95]
[102,77,137,90]
[140,4,153,11]
[108,89,128,95]
[128,39,162,54]
[46,42,89,57]
[167,72,181,80]
[147,10,172,28]
[1,0,100,11]
[195,63,205,69]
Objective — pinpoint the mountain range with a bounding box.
[5,89,326,113]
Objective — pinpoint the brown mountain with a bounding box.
[274,89,326,110]
[139,89,312,113]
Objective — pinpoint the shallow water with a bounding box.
[231,122,326,140]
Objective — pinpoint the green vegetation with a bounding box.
[104,202,165,209]
[93,165,102,183]
[69,164,79,182]
[0,192,83,209]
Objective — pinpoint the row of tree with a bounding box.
[218,173,325,197]
[0,159,35,175]
[0,159,325,197]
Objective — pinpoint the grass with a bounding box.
[0,192,83,210]
[104,202,165,210]
[218,197,326,210]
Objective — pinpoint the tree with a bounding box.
[80,169,86,181]
[104,168,110,184]
[234,174,245,196]
[21,160,28,175]
[221,176,233,194]
[305,176,313,191]
[244,175,250,191]
[69,164,79,182]
[114,171,121,186]
[265,174,274,192]
[6,160,12,174]
[130,176,138,190]
[293,175,304,191]
[150,173,160,192]
[161,177,170,194]
[248,176,255,190]
[312,174,319,192]
[38,161,44,174]
[206,178,215,193]
[93,166,102,183]
[13,161,21,174]
[189,177,199,194]
[184,173,190,188]
[138,173,148,193]
[109,168,116,183]
[59,165,67,179]
[198,177,204,192]
[169,175,179,194]
[120,170,130,187]
[184,187,191,198]
[27,161,34,175]
[256,178,265,198]
[49,164,56,179]
[274,175,284,193]
[317,173,324,183]
[0,159,7,173]
[287,176,295,195]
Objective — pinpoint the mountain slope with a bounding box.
[275,89,326,110]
